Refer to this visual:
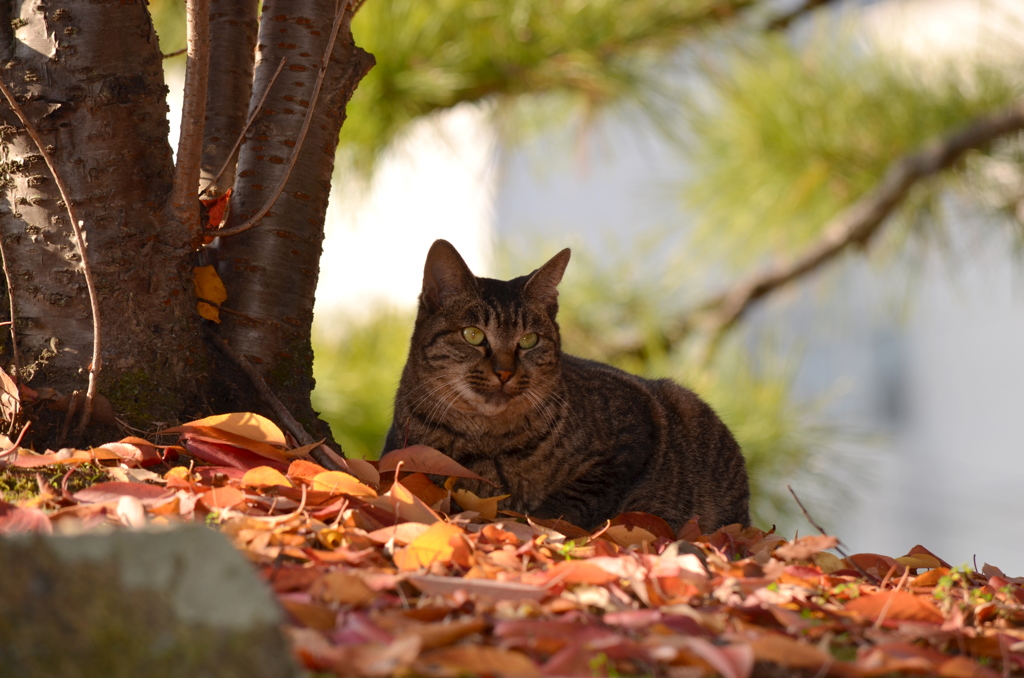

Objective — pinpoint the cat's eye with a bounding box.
[462,327,486,346]
[518,333,538,349]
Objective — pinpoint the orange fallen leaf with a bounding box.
[393,522,469,571]
[242,465,294,489]
[165,412,287,447]
[379,445,492,484]
[311,471,376,498]
[287,458,328,484]
[198,485,247,511]
[844,590,944,624]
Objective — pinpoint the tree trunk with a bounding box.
[215,0,374,442]
[0,0,202,444]
[0,0,373,450]
[200,0,259,198]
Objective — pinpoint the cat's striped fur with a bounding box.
[384,240,750,532]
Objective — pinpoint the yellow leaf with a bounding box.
[169,412,287,446]
[193,265,227,323]
[312,471,377,498]
[241,466,293,489]
[393,522,467,571]
[451,488,510,520]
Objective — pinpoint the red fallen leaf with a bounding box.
[844,552,904,579]
[73,481,172,504]
[400,473,448,507]
[904,544,952,569]
[677,515,703,541]
[414,645,540,678]
[609,512,676,541]
[774,534,838,560]
[407,574,548,603]
[201,188,232,229]
[182,438,290,472]
[649,637,753,678]
[378,445,493,484]
[0,500,52,534]
[176,425,291,463]
[198,485,247,511]
[844,590,944,624]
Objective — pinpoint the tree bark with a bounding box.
[215,0,373,439]
[200,0,258,197]
[0,0,202,443]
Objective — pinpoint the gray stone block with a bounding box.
[0,525,301,678]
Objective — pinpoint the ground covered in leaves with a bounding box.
[1,413,1022,677]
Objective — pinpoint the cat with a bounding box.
[383,239,750,533]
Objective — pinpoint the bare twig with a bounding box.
[216,0,352,238]
[0,236,21,377]
[204,327,346,469]
[0,419,30,461]
[162,48,187,59]
[674,99,1024,363]
[198,57,288,200]
[0,79,103,431]
[195,296,262,323]
[169,0,211,226]
[788,485,881,585]
[765,0,843,31]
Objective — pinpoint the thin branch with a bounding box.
[215,0,352,239]
[765,0,844,31]
[0,236,21,377]
[169,0,211,225]
[0,79,103,431]
[678,98,1024,362]
[198,57,287,200]
[787,485,880,585]
[204,327,346,469]
[162,48,187,59]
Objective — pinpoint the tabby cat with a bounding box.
[384,240,750,532]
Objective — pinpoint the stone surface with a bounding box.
[0,525,300,678]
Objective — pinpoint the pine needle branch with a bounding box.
[609,98,1024,363]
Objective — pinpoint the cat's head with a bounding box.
[406,239,570,417]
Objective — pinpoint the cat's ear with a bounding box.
[422,239,476,311]
[524,248,571,303]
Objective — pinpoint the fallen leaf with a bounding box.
[310,571,377,606]
[198,485,247,511]
[407,575,548,603]
[181,437,290,472]
[165,412,287,447]
[774,534,838,560]
[451,487,509,520]
[749,633,830,671]
[379,445,491,483]
[311,471,377,498]
[368,473,441,525]
[0,369,20,423]
[241,465,294,489]
[0,500,52,534]
[193,264,227,322]
[845,590,944,624]
[73,481,172,504]
[393,522,469,571]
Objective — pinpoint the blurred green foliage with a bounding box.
[342,0,758,170]
[684,33,1021,268]
[312,311,411,460]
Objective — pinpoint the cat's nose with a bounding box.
[493,368,514,384]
